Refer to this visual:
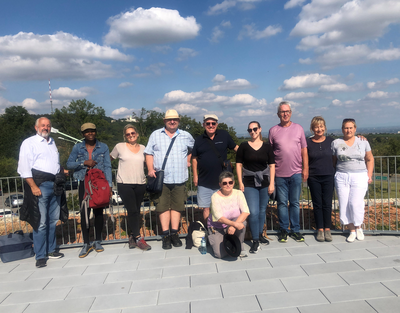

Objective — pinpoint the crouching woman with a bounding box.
[208,171,250,258]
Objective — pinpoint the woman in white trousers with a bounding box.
[332,118,374,243]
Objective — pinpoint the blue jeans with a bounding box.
[276,174,302,233]
[244,186,270,241]
[33,181,60,259]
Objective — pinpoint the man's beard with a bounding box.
[37,130,49,138]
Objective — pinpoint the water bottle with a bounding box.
[199,237,207,255]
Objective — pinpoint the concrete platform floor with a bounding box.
[1,234,400,313]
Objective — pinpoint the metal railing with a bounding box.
[1,156,399,248]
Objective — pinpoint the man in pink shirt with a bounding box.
[269,101,309,243]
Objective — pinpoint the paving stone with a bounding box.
[0,263,20,273]
[46,273,108,289]
[67,281,132,299]
[91,291,157,310]
[333,240,386,251]
[339,268,400,285]
[2,287,71,305]
[217,258,271,272]
[257,289,328,310]
[84,261,139,275]
[63,254,118,267]
[116,251,166,263]
[320,282,396,303]
[0,277,51,293]
[268,254,324,268]
[246,246,291,259]
[263,308,300,313]
[281,273,348,291]
[11,259,70,272]
[269,238,308,249]
[129,276,189,293]
[158,284,222,304]
[123,302,190,313]
[137,256,189,270]
[1,271,34,283]
[377,237,400,247]
[27,266,87,279]
[23,297,95,313]
[367,246,400,258]
[298,300,377,313]
[190,270,249,287]
[189,254,237,265]
[162,263,217,278]
[0,292,10,303]
[247,265,307,281]
[287,244,339,256]
[301,260,363,275]
[382,280,400,296]
[318,249,377,262]
[367,297,400,313]
[105,268,162,283]
[355,255,400,270]
[191,294,261,313]
[165,248,202,258]
[0,304,29,313]
[221,278,285,297]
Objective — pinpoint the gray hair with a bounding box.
[277,101,292,113]
[219,171,234,184]
[123,124,139,141]
[35,117,51,127]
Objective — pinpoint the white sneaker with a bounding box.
[347,232,356,243]
[356,229,364,241]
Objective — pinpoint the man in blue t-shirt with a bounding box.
[192,114,238,221]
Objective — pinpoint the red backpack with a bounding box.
[81,169,110,228]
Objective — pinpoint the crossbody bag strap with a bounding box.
[161,136,177,170]
[205,138,225,168]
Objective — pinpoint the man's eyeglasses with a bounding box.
[222,181,234,186]
[247,127,259,133]
[279,110,291,115]
[206,122,217,126]
[126,132,136,137]
[343,118,355,123]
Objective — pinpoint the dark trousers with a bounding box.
[117,183,146,238]
[307,175,334,229]
[79,182,104,244]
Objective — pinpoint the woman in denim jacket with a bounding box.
[66,123,112,258]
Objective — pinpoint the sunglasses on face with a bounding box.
[279,110,291,115]
[205,122,217,126]
[126,132,136,137]
[222,180,234,186]
[247,127,259,133]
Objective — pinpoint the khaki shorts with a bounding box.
[155,183,186,213]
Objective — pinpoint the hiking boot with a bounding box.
[356,228,364,241]
[36,258,47,268]
[324,230,332,242]
[79,243,93,258]
[162,235,172,250]
[249,240,260,254]
[278,230,288,243]
[259,233,270,245]
[316,230,325,242]
[170,233,182,247]
[47,251,64,259]
[347,231,356,243]
[136,237,152,251]
[291,232,305,242]
[92,241,104,252]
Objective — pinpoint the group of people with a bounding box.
[17,101,374,267]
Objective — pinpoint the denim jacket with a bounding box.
[66,140,112,187]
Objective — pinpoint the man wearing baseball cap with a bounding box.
[192,114,238,223]
[144,110,195,249]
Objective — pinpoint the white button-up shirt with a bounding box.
[18,134,60,178]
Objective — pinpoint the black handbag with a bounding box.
[0,230,35,263]
[146,137,177,194]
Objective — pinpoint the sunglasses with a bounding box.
[126,132,136,137]
[247,127,259,133]
[222,180,234,186]
[206,122,217,126]
[343,118,355,123]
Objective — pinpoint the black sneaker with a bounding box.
[36,258,47,268]
[79,243,93,258]
[278,230,288,243]
[259,233,270,245]
[162,235,172,250]
[290,232,305,242]
[249,241,260,254]
[47,251,64,259]
[170,233,182,247]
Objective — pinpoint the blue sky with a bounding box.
[1,0,400,133]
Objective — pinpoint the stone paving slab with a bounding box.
[355,255,400,270]
[280,273,348,291]
[45,273,108,289]
[91,291,157,311]
[83,261,139,275]
[216,257,271,272]
[23,297,95,313]
[298,300,377,313]
[67,281,132,299]
[190,270,249,287]
[137,256,189,270]
[0,277,51,293]
[221,278,285,297]
[105,268,162,283]
[2,287,71,305]
[247,264,308,281]
[191,294,261,313]
[268,254,324,268]
[301,260,363,275]
[286,244,339,256]
[162,263,217,278]
[367,246,400,258]
[333,240,387,251]
[367,297,400,313]
[339,268,400,285]
[129,276,190,293]
[158,284,222,305]
[0,303,29,313]
[382,279,400,296]
[123,302,190,313]
[318,248,377,262]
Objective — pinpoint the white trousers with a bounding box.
[334,172,368,226]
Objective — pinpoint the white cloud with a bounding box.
[365,90,398,99]
[0,83,5,91]
[319,83,362,92]
[21,98,40,109]
[51,87,91,99]
[237,109,272,117]
[146,63,166,76]
[367,78,400,89]
[284,0,306,9]
[0,96,15,112]
[150,45,172,54]
[161,90,228,105]
[176,48,198,61]
[331,99,342,106]
[238,24,282,40]
[207,1,237,15]
[280,73,336,90]
[104,7,201,47]
[284,92,317,100]
[299,58,313,64]
[209,21,232,43]
[224,94,264,106]
[221,21,232,28]
[205,75,253,92]
[118,82,133,88]
[111,107,133,117]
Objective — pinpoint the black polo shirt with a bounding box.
[192,129,236,189]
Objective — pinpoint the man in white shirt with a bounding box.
[18,117,64,268]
